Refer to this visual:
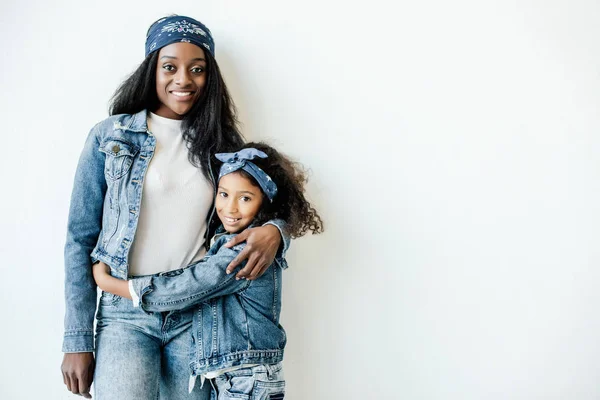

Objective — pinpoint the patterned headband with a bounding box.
[215,148,278,202]
[145,15,215,57]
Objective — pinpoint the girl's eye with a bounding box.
[191,67,204,74]
[162,64,175,72]
[241,196,251,202]
[219,192,228,198]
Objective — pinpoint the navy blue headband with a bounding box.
[215,149,278,202]
[145,16,215,57]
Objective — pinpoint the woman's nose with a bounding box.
[175,69,192,86]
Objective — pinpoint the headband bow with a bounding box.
[215,148,278,202]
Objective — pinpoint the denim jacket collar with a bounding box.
[113,109,149,133]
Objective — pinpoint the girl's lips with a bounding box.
[224,217,241,224]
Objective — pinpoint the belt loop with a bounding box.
[266,363,275,380]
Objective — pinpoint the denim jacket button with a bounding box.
[112,145,120,153]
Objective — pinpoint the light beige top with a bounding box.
[128,112,213,276]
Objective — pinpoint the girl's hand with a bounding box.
[224,225,281,280]
[92,261,111,289]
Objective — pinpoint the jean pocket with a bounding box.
[99,291,121,308]
[251,379,285,400]
[219,374,252,400]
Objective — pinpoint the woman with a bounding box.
[60,15,286,399]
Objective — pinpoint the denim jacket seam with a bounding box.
[64,329,94,333]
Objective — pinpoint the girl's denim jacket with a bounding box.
[129,225,288,375]
[63,110,288,353]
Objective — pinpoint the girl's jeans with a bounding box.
[211,363,285,400]
[94,291,211,400]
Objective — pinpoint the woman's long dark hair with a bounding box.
[109,29,244,181]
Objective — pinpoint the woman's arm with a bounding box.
[224,219,290,279]
[92,262,132,299]
[63,125,107,353]
[61,124,107,398]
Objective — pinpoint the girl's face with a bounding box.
[154,42,207,120]
[216,172,264,233]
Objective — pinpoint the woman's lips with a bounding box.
[170,91,195,101]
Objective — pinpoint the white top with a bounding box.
[128,112,214,276]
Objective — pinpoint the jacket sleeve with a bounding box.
[263,218,290,261]
[62,125,106,353]
[131,243,253,312]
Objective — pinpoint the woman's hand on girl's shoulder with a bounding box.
[224,225,281,280]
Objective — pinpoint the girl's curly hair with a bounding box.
[234,142,323,238]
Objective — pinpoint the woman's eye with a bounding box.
[191,67,204,74]
[162,64,175,71]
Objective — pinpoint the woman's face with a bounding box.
[154,42,207,120]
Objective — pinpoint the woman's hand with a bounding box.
[92,261,132,299]
[224,225,281,280]
[92,261,111,290]
[61,352,94,398]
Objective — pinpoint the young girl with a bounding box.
[61,16,287,399]
[92,142,324,398]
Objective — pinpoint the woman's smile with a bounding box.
[170,90,196,102]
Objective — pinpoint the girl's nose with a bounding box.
[226,200,238,213]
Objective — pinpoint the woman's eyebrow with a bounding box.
[160,55,206,62]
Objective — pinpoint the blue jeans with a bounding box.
[94,291,211,400]
[211,363,285,400]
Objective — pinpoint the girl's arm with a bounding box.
[129,240,256,313]
[92,262,132,299]
[224,219,290,279]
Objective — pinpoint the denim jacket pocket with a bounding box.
[99,139,139,180]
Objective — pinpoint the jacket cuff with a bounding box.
[131,276,153,309]
[62,330,94,353]
[263,219,290,258]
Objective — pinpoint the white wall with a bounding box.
[1,1,599,399]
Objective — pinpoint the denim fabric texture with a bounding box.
[63,109,290,353]
[131,226,288,376]
[212,362,285,400]
[94,292,212,399]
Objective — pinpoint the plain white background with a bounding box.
[1,0,599,399]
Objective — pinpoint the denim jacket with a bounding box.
[130,226,288,376]
[63,110,289,353]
